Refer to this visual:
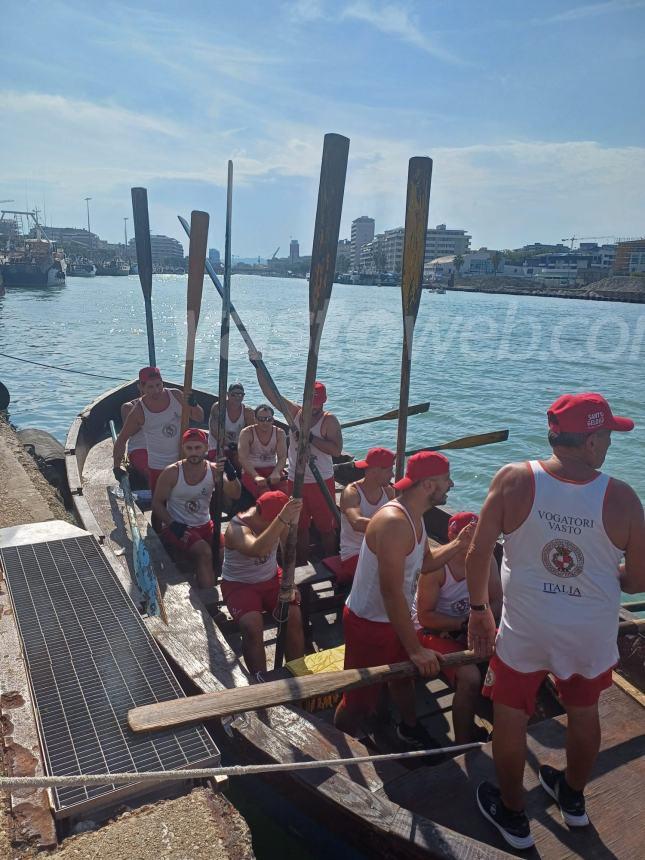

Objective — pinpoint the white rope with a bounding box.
[0,742,484,789]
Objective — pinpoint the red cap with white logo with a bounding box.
[547,393,634,435]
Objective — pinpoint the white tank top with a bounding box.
[126,400,146,453]
[346,500,426,623]
[166,463,214,527]
[340,483,388,561]
[411,565,470,630]
[221,517,278,584]
[140,390,182,470]
[208,403,246,450]
[288,411,334,482]
[496,460,623,678]
[247,426,279,469]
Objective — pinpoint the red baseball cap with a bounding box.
[139,366,162,383]
[447,511,478,540]
[182,428,208,444]
[547,393,634,435]
[393,451,450,491]
[355,447,395,470]
[312,381,327,407]
[256,490,289,521]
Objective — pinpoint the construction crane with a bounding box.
[561,235,616,250]
[270,247,280,260]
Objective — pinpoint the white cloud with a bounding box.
[285,0,327,20]
[2,89,643,252]
[536,0,645,24]
[341,1,462,62]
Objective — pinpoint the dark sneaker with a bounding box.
[476,781,534,850]
[395,722,446,761]
[539,765,589,827]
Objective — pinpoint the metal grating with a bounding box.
[0,535,219,816]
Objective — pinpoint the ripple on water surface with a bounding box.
[1,275,643,510]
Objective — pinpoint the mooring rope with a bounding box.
[0,351,126,382]
[0,742,484,789]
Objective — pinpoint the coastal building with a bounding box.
[129,235,184,265]
[424,225,471,259]
[336,239,351,268]
[424,256,456,280]
[290,239,300,262]
[36,226,102,251]
[208,248,221,265]
[351,216,375,271]
[613,239,645,275]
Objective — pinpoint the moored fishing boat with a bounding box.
[0,210,66,288]
[65,380,645,859]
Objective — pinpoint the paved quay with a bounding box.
[0,416,254,859]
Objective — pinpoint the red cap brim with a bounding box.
[354,459,368,469]
[609,415,634,431]
[392,476,414,491]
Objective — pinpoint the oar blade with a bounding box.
[341,401,430,430]
[135,539,162,617]
[395,157,433,480]
[405,429,509,456]
[131,188,153,302]
[186,210,209,328]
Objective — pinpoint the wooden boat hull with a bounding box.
[66,383,645,860]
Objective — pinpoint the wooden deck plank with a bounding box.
[375,684,645,858]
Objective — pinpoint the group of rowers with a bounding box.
[114,367,644,851]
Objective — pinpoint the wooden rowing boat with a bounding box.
[66,380,645,859]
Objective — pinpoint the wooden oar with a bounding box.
[109,421,166,621]
[129,650,476,732]
[177,227,341,526]
[395,157,433,481]
[340,401,430,430]
[275,132,350,670]
[179,210,209,441]
[405,429,509,457]
[130,188,156,366]
[212,162,233,571]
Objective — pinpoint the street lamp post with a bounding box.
[84,197,92,252]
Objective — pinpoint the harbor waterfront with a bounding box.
[1,274,643,510]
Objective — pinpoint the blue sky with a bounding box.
[2,0,644,256]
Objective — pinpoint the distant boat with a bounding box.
[96,258,130,276]
[68,261,97,278]
[0,210,66,288]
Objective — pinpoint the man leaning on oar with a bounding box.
[334,451,479,749]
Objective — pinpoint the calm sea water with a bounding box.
[1,274,643,511]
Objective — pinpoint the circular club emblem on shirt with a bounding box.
[185,500,200,515]
[541,539,584,578]
[451,597,470,615]
[483,667,495,688]
[162,423,177,438]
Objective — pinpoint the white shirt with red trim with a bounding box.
[495,460,623,679]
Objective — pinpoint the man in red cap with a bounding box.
[113,367,204,501]
[467,393,644,850]
[222,490,305,680]
[153,429,241,588]
[413,512,502,743]
[237,403,288,499]
[251,351,343,563]
[335,451,467,745]
[339,447,396,584]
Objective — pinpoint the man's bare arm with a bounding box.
[113,404,144,466]
[421,524,476,573]
[340,484,369,533]
[416,569,463,633]
[311,414,343,457]
[172,389,203,422]
[619,487,645,594]
[151,466,179,527]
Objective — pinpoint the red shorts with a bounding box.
[341,607,409,715]
[416,630,468,687]
[241,467,289,499]
[482,654,614,716]
[128,448,149,478]
[161,520,216,551]
[221,570,300,623]
[288,478,337,535]
[149,467,164,495]
[337,555,358,584]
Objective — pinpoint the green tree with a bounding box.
[454,254,464,275]
[491,251,503,277]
